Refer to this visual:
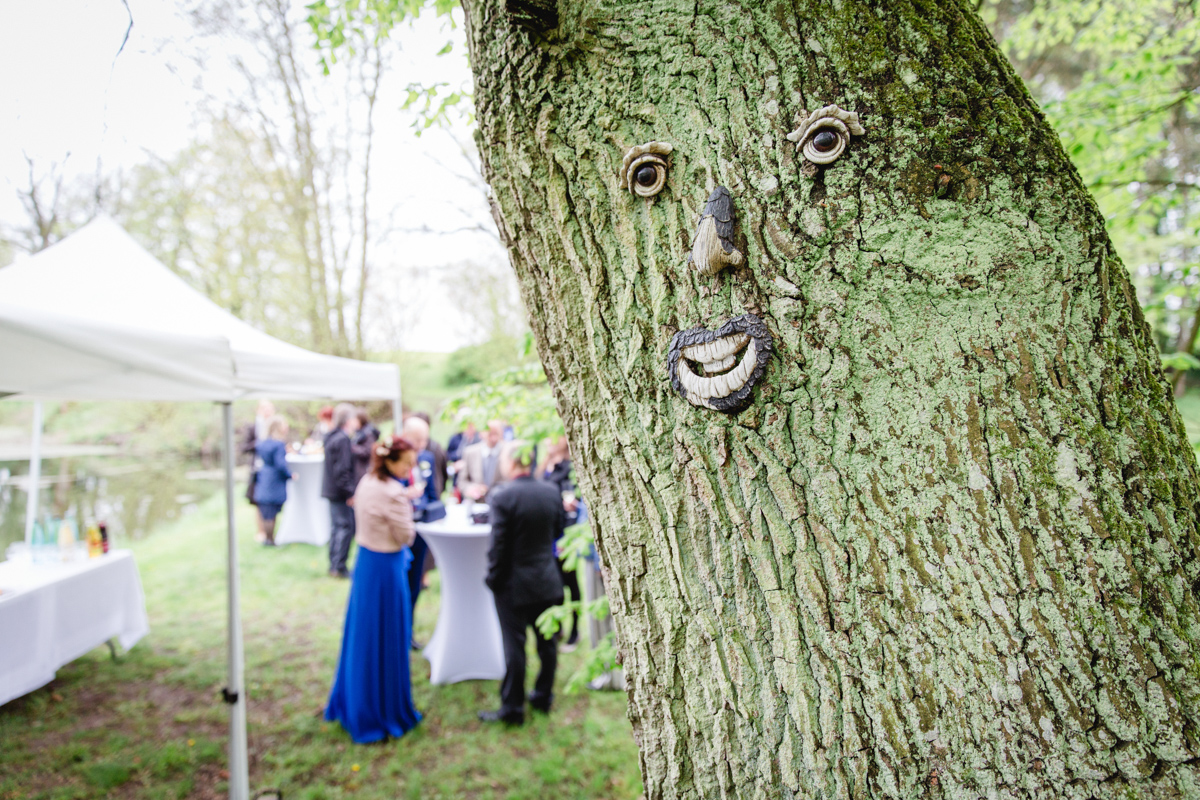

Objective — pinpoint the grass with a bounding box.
[0,496,642,800]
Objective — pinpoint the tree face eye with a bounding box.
[621,142,674,198]
[635,163,659,187]
[786,105,865,166]
[811,129,839,153]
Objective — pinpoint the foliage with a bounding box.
[442,335,525,386]
[986,0,1200,381]
[0,494,642,799]
[535,521,621,693]
[307,0,468,132]
[441,359,563,445]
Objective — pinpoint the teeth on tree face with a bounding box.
[680,333,749,369]
[676,340,758,403]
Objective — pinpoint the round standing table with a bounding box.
[275,454,330,546]
[415,513,505,685]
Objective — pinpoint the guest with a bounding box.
[351,408,380,485]
[401,415,440,642]
[459,420,506,502]
[310,406,334,444]
[241,399,275,543]
[479,442,565,726]
[412,411,448,496]
[325,434,423,743]
[538,437,581,651]
[253,416,293,546]
[322,403,361,579]
[402,416,440,519]
[447,421,479,463]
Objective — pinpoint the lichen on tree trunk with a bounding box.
[460,0,1200,796]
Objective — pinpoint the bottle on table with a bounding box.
[98,521,110,554]
[58,519,76,562]
[86,524,103,558]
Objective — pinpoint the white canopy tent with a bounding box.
[0,218,403,800]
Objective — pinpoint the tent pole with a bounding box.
[24,400,43,547]
[221,403,250,800]
[393,368,403,434]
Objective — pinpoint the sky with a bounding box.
[0,0,507,353]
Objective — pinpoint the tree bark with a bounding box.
[461,1,1200,796]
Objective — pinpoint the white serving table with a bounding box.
[276,453,330,546]
[415,510,505,685]
[0,549,149,706]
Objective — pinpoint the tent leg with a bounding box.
[222,403,250,800]
[24,400,43,547]
[393,368,403,434]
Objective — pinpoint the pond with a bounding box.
[0,455,227,556]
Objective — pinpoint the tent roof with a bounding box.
[0,217,399,401]
[0,302,237,401]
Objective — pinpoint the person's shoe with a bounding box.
[262,539,276,547]
[410,639,425,651]
[477,709,523,726]
[559,638,579,654]
[529,693,553,714]
[329,569,350,579]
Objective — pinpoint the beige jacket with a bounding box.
[353,474,415,552]
[460,440,504,498]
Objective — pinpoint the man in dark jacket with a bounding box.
[321,403,361,578]
[479,442,565,726]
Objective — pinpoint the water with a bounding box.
[0,455,226,556]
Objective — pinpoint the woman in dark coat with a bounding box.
[253,417,293,546]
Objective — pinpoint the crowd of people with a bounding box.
[239,400,588,743]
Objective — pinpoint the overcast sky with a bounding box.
[0,0,507,353]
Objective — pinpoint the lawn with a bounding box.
[0,496,642,800]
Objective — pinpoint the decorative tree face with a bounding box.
[619,107,863,414]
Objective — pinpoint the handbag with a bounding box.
[422,499,446,523]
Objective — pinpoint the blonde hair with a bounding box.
[267,416,289,440]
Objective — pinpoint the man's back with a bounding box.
[322,429,356,502]
[485,476,564,608]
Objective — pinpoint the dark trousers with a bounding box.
[495,596,557,717]
[407,534,429,614]
[328,500,355,574]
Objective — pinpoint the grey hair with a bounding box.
[333,403,358,430]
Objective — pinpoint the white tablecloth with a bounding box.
[416,512,505,684]
[276,453,330,546]
[0,549,149,706]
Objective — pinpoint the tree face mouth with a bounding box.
[668,314,773,413]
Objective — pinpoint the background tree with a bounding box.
[449,0,1200,797]
[986,0,1200,396]
[183,0,395,356]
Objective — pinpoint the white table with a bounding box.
[276,453,330,546]
[0,549,149,706]
[415,512,506,684]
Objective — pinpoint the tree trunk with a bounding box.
[461,1,1200,796]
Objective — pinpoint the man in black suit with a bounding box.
[479,442,565,726]
[321,403,361,578]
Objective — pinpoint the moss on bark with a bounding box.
[461,0,1200,796]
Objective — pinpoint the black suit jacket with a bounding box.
[321,429,357,502]
[486,476,565,607]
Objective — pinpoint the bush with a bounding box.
[443,336,524,387]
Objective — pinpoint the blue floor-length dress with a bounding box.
[326,545,422,743]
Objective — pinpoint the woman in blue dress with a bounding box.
[325,434,423,743]
[253,416,293,547]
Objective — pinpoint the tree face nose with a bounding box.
[687,186,744,276]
